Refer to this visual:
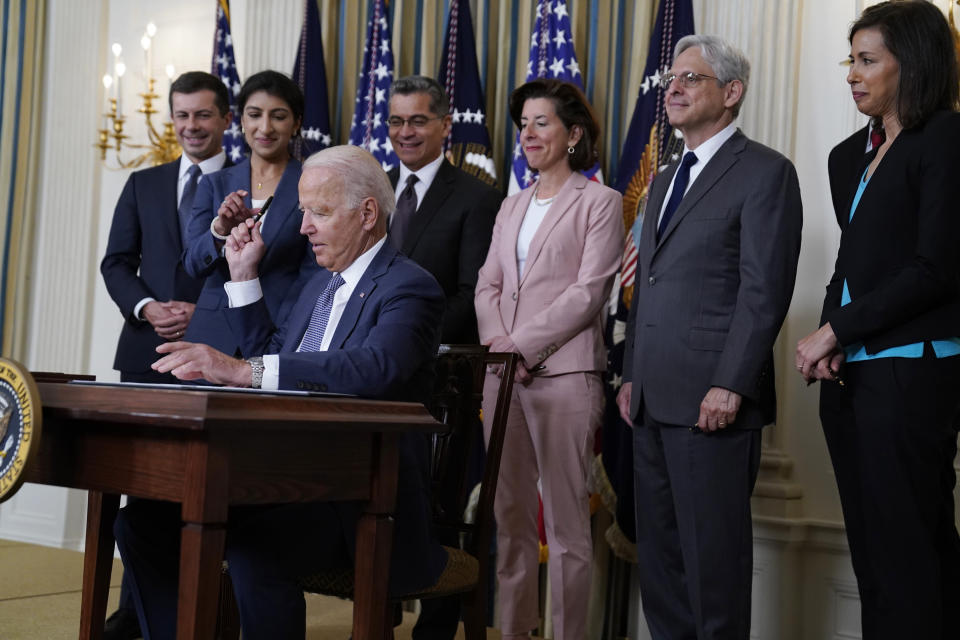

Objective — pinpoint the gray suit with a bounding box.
[622,129,802,639]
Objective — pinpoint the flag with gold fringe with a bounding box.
[212,0,245,162]
[438,0,497,186]
[349,0,398,171]
[292,0,333,160]
[598,0,694,562]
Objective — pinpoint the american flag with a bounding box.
[212,0,245,162]
[508,0,600,195]
[348,0,398,171]
[599,0,694,560]
[292,0,333,160]
[438,0,497,186]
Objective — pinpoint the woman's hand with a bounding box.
[213,189,252,237]
[796,322,842,383]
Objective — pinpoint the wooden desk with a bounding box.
[24,381,442,640]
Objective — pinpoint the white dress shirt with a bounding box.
[516,193,553,277]
[393,153,444,215]
[224,236,388,390]
[657,122,737,226]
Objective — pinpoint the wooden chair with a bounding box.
[218,346,518,639]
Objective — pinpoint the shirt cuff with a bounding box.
[262,354,279,391]
[134,297,156,321]
[224,278,263,308]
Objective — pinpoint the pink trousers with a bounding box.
[483,370,603,639]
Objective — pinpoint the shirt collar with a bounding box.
[336,235,387,289]
[682,121,737,166]
[398,153,443,190]
[179,149,227,180]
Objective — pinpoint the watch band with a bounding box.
[246,356,264,389]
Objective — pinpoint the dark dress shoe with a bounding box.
[103,607,142,640]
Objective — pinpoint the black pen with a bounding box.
[250,195,274,224]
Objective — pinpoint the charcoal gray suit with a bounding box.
[622,129,802,639]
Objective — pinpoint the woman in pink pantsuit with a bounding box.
[475,79,623,639]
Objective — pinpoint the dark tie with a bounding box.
[390,174,419,249]
[657,151,698,241]
[178,164,203,246]
[869,125,886,151]
[298,273,346,352]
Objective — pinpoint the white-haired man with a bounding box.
[114,146,447,639]
[617,35,802,639]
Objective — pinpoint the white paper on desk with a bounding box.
[68,380,353,397]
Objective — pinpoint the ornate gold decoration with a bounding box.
[0,358,41,503]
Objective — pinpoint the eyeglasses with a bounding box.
[387,115,443,129]
[659,71,720,90]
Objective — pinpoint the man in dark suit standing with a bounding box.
[387,75,501,345]
[99,71,231,640]
[101,71,232,384]
[115,145,447,639]
[386,75,501,638]
[616,35,802,639]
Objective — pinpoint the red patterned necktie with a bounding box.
[869,126,886,150]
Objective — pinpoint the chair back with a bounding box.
[427,345,517,559]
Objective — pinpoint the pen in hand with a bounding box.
[250,195,274,224]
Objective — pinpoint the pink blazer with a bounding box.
[475,172,624,375]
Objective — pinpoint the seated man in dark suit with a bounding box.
[113,145,447,640]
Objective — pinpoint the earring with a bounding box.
[567,145,575,154]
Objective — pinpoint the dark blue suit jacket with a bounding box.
[101,160,206,374]
[182,158,317,355]
[226,242,448,594]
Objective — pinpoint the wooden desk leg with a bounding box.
[79,491,120,640]
[176,522,226,640]
[352,513,395,640]
[353,432,400,640]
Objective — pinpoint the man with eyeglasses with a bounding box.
[616,35,802,639]
[386,75,502,348]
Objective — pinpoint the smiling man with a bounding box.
[616,35,802,639]
[386,76,501,346]
[99,70,231,640]
[112,146,447,639]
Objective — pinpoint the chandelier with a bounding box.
[95,23,182,169]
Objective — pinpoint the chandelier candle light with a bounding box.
[95,22,181,169]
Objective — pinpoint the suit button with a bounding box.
[204,255,213,265]
[511,291,518,301]
[320,384,328,391]
[648,276,656,285]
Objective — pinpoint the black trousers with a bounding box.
[820,351,960,640]
[632,413,762,640]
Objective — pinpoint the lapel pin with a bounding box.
[359,292,365,298]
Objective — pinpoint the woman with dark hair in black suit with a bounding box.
[797,3,960,638]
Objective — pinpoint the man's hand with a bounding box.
[796,322,842,383]
[153,341,251,387]
[143,301,190,340]
[697,387,741,432]
[616,382,634,427]
[225,218,266,282]
[212,189,252,237]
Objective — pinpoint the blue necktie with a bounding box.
[178,164,202,246]
[657,151,698,240]
[298,273,345,352]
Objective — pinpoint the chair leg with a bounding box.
[461,592,488,640]
[215,564,241,640]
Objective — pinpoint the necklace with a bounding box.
[534,186,556,205]
[257,182,262,190]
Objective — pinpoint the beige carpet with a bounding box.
[0,539,504,639]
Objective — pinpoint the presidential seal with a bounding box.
[0,358,41,503]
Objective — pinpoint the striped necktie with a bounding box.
[298,273,345,352]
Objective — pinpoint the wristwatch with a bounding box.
[246,356,264,389]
